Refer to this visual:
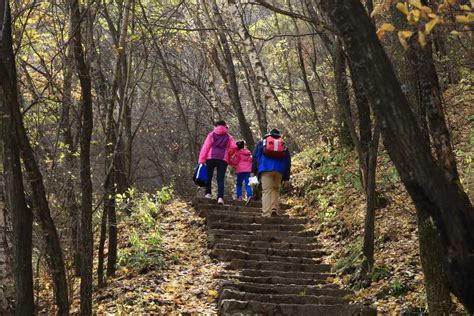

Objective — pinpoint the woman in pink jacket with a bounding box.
[229,141,253,201]
[198,120,237,204]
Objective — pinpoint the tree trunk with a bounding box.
[1,1,69,313]
[208,0,255,150]
[69,0,94,313]
[318,0,474,310]
[61,45,81,277]
[0,177,14,313]
[0,88,34,316]
[97,190,109,288]
[333,38,354,148]
[410,32,454,315]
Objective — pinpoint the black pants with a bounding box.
[206,159,228,198]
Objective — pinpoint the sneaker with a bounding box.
[236,197,243,201]
[217,198,224,205]
[270,209,278,217]
[204,193,212,199]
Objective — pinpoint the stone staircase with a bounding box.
[193,197,376,316]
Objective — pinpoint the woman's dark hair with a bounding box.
[236,140,245,150]
[214,120,227,127]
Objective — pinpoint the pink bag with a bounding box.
[263,136,286,159]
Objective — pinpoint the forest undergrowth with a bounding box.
[287,81,473,313]
[36,188,223,314]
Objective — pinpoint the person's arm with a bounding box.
[283,150,291,181]
[227,136,238,157]
[198,133,212,164]
[252,141,262,175]
[229,152,240,168]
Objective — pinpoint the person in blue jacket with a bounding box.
[252,128,291,216]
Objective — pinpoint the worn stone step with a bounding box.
[208,222,305,232]
[192,197,291,209]
[197,204,263,213]
[199,208,290,219]
[229,259,331,273]
[208,229,315,238]
[212,249,321,264]
[234,275,327,286]
[221,282,353,297]
[220,289,348,305]
[205,213,306,225]
[214,243,326,258]
[238,269,333,280]
[212,238,318,251]
[218,299,376,316]
[209,233,316,245]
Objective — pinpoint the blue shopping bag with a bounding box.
[193,163,208,187]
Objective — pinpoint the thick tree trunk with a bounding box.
[411,34,454,315]
[0,90,35,315]
[0,88,34,316]
[0,178,14,313]
[1,2,69,314]
[318,0,474,310]
[387,6,453,312]
[69,0,94,313]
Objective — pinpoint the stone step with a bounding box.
[205,213,306,225]
[213,243,326,258]
[229,259,331,273]
[238,269,333,280]
[218,299,376,316]
[221,282,354,297]
[208,233,316,245]
[197,204,263,213]
[220,289,349,305]
[212,238,318,250]
[208,222,305,232]
[233,275,327,286]
[212,249,322,264]
[200,209,290,219]
[208,229,316,238]
[192,197,291,209]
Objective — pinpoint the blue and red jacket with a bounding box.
[252,136,291,181]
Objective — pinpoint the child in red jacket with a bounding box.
[229,141,253,201]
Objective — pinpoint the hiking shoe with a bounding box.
[205,193,212,199]
[270,209,278,217]
[217,198,224,205]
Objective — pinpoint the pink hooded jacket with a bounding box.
[198,125,237,164]
[229,148,253,173]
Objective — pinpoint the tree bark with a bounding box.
[61,44,81,277]
[0,177,14,313]
[69,0,94,313]
[0,85,34,315]
[318,0,474,310]
[208,0,255,149]
[333,38,354,148]
[1,1,69,314]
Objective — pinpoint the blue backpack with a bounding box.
[193,163,208,187]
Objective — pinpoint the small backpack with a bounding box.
[263,136,286,159]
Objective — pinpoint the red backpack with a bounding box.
[263,136,286,159]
